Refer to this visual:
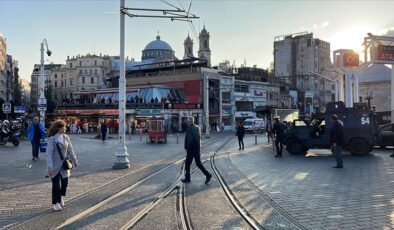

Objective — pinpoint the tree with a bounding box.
[44,85,56,114]
[12,67,22,105]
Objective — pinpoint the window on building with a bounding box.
[94,69,97,74]
[54,74,57,79]
[89,69,92,75]
[79,61,82,67]
[79,70,82,74]
[84,69,87,74]
[70,63,73,68]
[94,60,97,66]
[61,81,63,87]
[64,80,66,87]
[70,79,73,85]
[204,40,208,49]
[234,83,249,93]
[82,77,85,84]
[235,101,253,111]
[70,93,73,99]
[102,69,104,75]
[55,81,57,87]
[222,92,231,104]
[91,77,94,84]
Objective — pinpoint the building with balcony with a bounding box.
[274,32,335,113]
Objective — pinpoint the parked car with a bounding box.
[243,118,265,133]
[378,123,394,148]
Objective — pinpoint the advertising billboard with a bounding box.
[376,45,394,63]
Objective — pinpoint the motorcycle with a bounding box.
[0,125,20,147]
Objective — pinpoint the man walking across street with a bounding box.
[330,114,345,168]
[272,117,286,158]
[27,116,47,161]
[181,116,212,184]
[236,122,245,150]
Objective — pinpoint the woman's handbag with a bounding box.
[56,142,73,170]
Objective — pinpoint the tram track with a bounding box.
[119,137,233,230]
[225,152,309,230]
[7,135,221,230]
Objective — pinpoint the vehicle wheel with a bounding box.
[286,138,307,155]
[348,138,370,156]
[380,145,386,149]
[0,138,7,145]
[12,140,19,147]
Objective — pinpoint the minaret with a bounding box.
[183,33,194,59]
[198,25,211,67]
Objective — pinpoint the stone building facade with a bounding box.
[0,33,7,99]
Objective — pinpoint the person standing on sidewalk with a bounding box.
[266,119,273,143]
[27,116,47,161]
[181,116,212,184]
[46,120,79,211]
[272,117,286,158]
[330,114,344,168]
[100,120,107,142]
[236,122,245,150]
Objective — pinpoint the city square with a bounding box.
[1,0,394,229]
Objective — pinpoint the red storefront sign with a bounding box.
[343,52,359,67]
[172,103,200,109]
[377,45,394,62]
[55,109,118,115]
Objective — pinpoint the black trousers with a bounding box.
[31,140,40,158]
[238,137,244,149]
[51,173,69,204]
[101,131,106,141]
[184,152,210,180]
[275,138,283,155]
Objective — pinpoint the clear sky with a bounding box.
[1,0,394,80]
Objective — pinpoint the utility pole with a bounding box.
[39,39,51,128]
[114,1,199,169]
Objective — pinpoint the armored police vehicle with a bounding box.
[283,102,379,156]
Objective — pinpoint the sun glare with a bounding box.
[330,26,370,57]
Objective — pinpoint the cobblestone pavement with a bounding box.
[1,132,393,230]
[229,136,394,230]
[0,132,194,228]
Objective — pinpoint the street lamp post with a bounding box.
[113,0,130,169]
[115,1,199,168]
[39,39,51,128]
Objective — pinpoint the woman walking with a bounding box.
[46,120,79,211]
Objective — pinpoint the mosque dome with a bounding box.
[144,35,173,51]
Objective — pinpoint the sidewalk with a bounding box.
[0,133,188,228]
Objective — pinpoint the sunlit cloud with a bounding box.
[297,20,330,33]
[379,26,394,36]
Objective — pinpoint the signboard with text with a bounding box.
[14,106,26,114]
[376,45,394,63]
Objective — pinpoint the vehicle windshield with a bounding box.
[244,121,253,126]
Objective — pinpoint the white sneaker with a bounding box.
[52,203,62,211]
[60,197,65,207]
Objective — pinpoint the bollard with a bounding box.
[255,133,257,145]
[176,133,179,144]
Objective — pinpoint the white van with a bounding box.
[243,118,265,133]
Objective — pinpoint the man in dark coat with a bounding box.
[236,122,245,150]
[181,116,212,184]
[330,114,345,168]
[100,120,108,142]
[272,117,286,158]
